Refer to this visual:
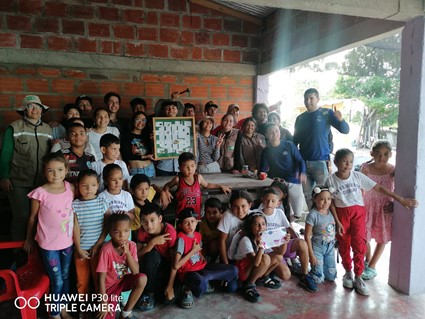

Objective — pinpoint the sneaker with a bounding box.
[180,287,194,309]
[299,274,318,293]
[354,277,370,296]
[342,271,354,289]
[257,275,282,289]
[137,294,154,311]
[206,281,215,294]
[242,283,261,303]
[361,266,378,280]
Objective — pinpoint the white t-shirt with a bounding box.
[325,171,376,208]
[91,159,130,192]
[260,208,290,231]
[234,235,255,261]
[88,127,120,161]
[217,210,244,249]
[98,189,134,213]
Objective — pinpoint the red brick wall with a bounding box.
[0,0,261,129]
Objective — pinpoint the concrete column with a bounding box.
[389,16,425,295]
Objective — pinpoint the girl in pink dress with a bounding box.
[24,152,75,319]
[361,140,395,280]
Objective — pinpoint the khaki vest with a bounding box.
[9,119,52,187]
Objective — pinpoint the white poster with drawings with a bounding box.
[153,117,196,159]
[261,227,288,249]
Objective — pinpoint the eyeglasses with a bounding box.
[27,103,42,110]
[135,118,147,123]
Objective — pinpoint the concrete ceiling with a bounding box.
[225,0,424,21]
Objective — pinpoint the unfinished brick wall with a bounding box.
[0,0,261,129]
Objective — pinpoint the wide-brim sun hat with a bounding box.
[16,95,49,115]
[154,99,184,117]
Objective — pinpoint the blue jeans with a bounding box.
[303,160,329,208]
[130,163,156,178]
[41,245,73,316]
[310,240,337,283]
[183,263,238,298]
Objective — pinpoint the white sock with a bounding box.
[121,310,132,318]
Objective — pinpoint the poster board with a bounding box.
[153,117,197,160]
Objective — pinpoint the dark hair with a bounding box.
[204,197,223,211]
[42,152,68,172]
[204,101,218,111]
[160,100,179,116]
[75,95,93,105]
[184,103,195,115]
[304,88,319,98]
[108,213,131,231]
[63,103,82,116]
[65,122,85,135]
[100,133,120,148]
[311,185,332,209]
[252,103,269,118]
[104,92,121,104]
[334,148,354,164]
[93,107,110,127]
[65,117,85,129]
[242,211,267,243]
[371,140,392,153]
[77,169,100,184]
[229,190,252,205]
[130,97,146,109]
[220,113,236,125]
[130,173,151,190]
[242,117,257,131]
[102,163,122,186]
[130,111,148,131]
[262,187,281,198]
[178,152,196,166]
[140,202,162,217]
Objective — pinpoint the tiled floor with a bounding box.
[2,242,425,319]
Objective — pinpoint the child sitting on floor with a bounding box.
[173,208,238,309]
[199,197,224,262]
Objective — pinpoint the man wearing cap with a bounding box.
[75,95,94,128]
[204,101,219,118]
[130,97,147,114]
[0,95,53,240]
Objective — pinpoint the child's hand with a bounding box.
[220,185,231,194]
[299,173,307,184]
[122,241,130,255]
[151,233,172,246]
[310,255,319,266]
[78,248,91,260]
[91,244,101,257]
[160,190,173,209]
[336,221,345,236]
[191,240,201,254]
[399,197,419,210]
[23,238,35,253]
[284,233,291,243]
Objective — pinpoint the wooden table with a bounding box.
[151,173,272,192]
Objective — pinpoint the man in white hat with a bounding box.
[0,95,53,240]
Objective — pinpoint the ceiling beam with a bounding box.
[190,0,263,25]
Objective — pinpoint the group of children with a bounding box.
[21,134,418,318]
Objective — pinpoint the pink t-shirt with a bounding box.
[97,241,138,290]
[28,181,74,250]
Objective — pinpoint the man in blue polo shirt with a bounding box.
[293,88,350,207]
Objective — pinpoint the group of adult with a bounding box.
[0,88,349,241]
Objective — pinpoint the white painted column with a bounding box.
[256,74,270,104]
[389,16,425,295]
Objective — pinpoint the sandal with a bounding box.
[137,294,154,311]
[361,266,378,280]
[180,287,194,309]
[257,275,282,289]
[164,289,176,305]
[243,283,261,303]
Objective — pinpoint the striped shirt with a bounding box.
[73,197,109,250]
[196,134,220,164]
